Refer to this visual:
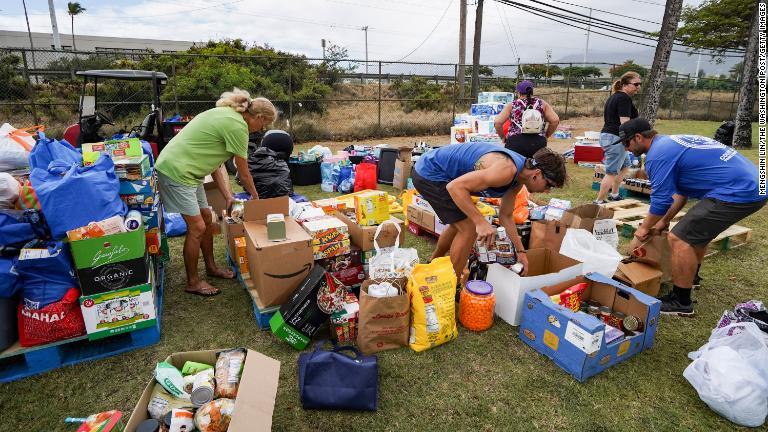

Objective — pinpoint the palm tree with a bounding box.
[67,2,86,51]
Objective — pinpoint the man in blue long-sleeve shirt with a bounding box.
[616,118,766,316]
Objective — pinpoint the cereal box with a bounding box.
[354,191,389,227]
[330,292,359,344]
[82,138,143,166]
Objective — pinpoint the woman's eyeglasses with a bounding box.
[630,82,642,87]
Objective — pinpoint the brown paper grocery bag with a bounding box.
[529,220,569,252]
[357,278,410,354]
[627,232,671,282]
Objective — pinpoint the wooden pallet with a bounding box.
[601,199,653,227]
[620,212,688,238]
[706,225,753,257]
[226,252,278,330]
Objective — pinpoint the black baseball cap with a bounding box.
[611,117,652,146]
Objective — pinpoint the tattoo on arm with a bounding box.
[474,153,508,171]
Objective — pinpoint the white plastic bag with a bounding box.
[0,173,20,209]
[592,219,619,249]
[0,123,35,171]
[683,323,768,427]
[559,228,622,277]
[369,220,419,280]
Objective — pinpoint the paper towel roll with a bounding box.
[124,210,143,231]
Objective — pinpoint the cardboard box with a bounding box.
[614,260,663,297]
[354,191,390,226]
[124,349,280,432]
[234,236,250,278]
[120,191,157,211]
[335,211,405,252]
[302,216,349,245]
[79,269,156,340]
[236,197,314,307]
[486,248,583,326]
[270,266,347,349]
[316,247,363,271]
[420,208,436,232]
[203,175,228,216]
[82,138,143,165]
[330,265,366,287]
[313,239,351,260]
[407,203,423,226]
[70,228,146,270]
[412,194,435,213]
[393,147,413,191]
[561,204,615,233]
[113,155,151,181]
[450,125,473,144]
[518,272,661,381]
[76,252,151,296]
[330,292,359,344]
[118,174,156,195]
[312,198,346,214]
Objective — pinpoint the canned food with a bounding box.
[623,315,641,332]
[190,370,215,407]
[599,306,612,323]
[588,305,600,316]
[609,311,626,329]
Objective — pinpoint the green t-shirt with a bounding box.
[156,107,248,186]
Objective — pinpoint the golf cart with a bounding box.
[64,69,169,156]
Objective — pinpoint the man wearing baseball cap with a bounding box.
[620,118,766,316]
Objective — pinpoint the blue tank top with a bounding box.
[415,143,527,198]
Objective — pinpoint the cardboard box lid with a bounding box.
[615,261,663,284]
[525,248,582,276]
[245,218,311,249]
[242,196,290,222]
[564,204,615,221]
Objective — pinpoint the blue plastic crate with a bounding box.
[0,265,165,383]
[227,251,279,330]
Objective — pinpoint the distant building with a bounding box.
[0,30,195,53]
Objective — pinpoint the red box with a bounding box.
[573,145,604,164]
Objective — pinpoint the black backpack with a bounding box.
[713,120,735,147]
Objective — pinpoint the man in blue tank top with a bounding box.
[618,118,766,317]
[413,143,567,279]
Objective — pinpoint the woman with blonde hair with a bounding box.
[156,88,277,296]
[595,71,642,204]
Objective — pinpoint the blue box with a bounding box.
[518,272,661,382]
[119,173,156,195]
[470,102,505,116]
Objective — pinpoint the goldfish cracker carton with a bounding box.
[354,191,389,227]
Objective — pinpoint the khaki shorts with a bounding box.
[157,171,208,216]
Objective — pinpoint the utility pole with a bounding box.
[47,0,62,50]
[457,0,467,101]
[22,0,38,83]
[321,39,326,60]
[470,0,484,101]
[545,49,552,84]
[694,51,702,86]
[582,7,592,67]
[362,26,369,74]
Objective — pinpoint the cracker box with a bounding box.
[121,192,156,211]
[354,191,389,227]
[82,137,143,166]
[302,216,349,245]
[312,198,346,214]
[118,174,156,196]
[313,239,351,260]
[234,236,250,279]
[113,155,151,181]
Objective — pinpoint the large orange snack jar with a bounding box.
[459,280,496,332]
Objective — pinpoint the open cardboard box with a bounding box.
[222,196,314,307]
[486,248,583,326]
[561,204,614,232]
[518,273,661,381]
[335,211,405,252]
[613,259,663,297]
[203,174,228,216]
[124,349,280,432]
[392,147,413,191]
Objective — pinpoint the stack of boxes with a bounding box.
[303,216,364,288]
[72,138,163,340]
[451,92,508,146]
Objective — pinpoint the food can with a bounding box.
[587,305,600,316]
[190,372,215,407]
[599,306,612,323]
[623,315,641,332]
[610,311,626,329]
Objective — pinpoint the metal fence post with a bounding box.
[171,56,180,114]
[452,64,458,124]
[668,72,678,119]
[20,50,39,124]
[564,62,572,118]
[706,84,715,121]
[288,59,294,134]
[377,61,382,136]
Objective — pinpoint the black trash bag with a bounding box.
[713,120,735,146]
[238,147,293,199]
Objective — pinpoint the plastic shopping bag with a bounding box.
[513,186,530,224]
[407,256,458,352]
[368,221,419,280]
[16,240,78,309]
[18,287,85,347]
[354,163,378,192]
[684,323,768,427]
[28,133,81,171]
[30,154,126,240]
[559,229,622,277]
[0,123,38,171]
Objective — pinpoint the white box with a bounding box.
[487,249,583,326]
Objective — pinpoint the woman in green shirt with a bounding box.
[156,88,277,296]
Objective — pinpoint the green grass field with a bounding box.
[2,120,766,431]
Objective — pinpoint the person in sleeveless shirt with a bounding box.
[494,80,560,158]
[412,144,567,278]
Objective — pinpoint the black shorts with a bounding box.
[505,134,547,158]
[411,170,467,224]
[671,198,766,246]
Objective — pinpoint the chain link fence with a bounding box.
[0,48,747,141]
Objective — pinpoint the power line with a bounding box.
[499,1,746,58]
[494,2,519,61]
[548,0,661,25]
[497,0,745,55]
[627,0,665,6]
[124,0,244,19]
[395,0,455,61]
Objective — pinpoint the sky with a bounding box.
[0,0,735,74]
